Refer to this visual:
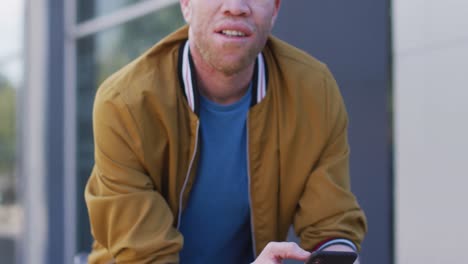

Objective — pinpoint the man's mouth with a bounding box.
[220,30,247,37]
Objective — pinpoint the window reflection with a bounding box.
[76,4,185,252]
[78,0,147,22]
[0,0,22,262]
[0,72,18,264]
[0,75,16,203]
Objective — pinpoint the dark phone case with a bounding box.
[306,251,357,264]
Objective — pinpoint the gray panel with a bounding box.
[46,0,66,263]
[274,1,393,264]
[0,238,15,264]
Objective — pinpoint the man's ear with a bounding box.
[271,0,281,26]
[180,0,192,23]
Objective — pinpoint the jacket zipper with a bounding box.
[246,115,257,258]
[176,121,200,229]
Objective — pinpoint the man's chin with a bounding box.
[211,56,256,76]
[215,63,250,76]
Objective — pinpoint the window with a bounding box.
[0,0,23,262]
[78,0,147,22]
[74,2,185,252]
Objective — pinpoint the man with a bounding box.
[85,0,367,263]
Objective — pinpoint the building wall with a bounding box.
[275,1,393,264]
[394,0,468,263]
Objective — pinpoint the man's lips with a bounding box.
[214,23,253,38]
[220,29,247,37]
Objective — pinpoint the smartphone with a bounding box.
[306,251,357,264]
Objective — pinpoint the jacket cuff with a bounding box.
[312,238,357,252]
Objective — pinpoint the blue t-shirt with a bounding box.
[179,86,254,264]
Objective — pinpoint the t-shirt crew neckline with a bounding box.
[199,83,253,113]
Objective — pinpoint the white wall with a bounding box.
[22,0,48,263]
[394,0,468,263]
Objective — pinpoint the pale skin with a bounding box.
[179,0,360,263]
[180,0,280,104]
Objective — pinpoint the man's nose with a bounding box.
[221,0,251,17]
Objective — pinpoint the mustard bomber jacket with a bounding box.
[85,26,367,264]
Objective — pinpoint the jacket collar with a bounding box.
[177,40,268,115]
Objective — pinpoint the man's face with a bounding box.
[180,0,281,75]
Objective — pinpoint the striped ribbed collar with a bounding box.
[178,41,268,115]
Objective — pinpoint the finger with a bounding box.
[268,242,311,261]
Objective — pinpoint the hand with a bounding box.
[251,242,311,264]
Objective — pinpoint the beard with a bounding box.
[191,29,269,76]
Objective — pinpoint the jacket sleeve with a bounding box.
[293,67,367,251]
[85,91,183,263]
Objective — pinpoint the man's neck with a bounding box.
[190,48,255,106]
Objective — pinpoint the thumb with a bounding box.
[260,242,311,261]
[273,242,311,261]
